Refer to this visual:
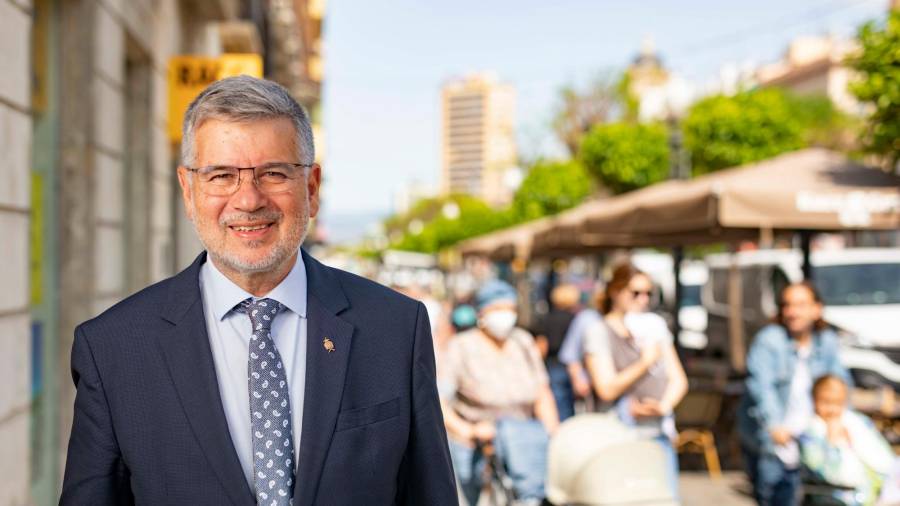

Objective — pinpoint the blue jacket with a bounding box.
[60,250,458,505]
[737,324,850,454]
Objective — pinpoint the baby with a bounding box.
[800,375,895,506]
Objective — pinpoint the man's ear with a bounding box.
[176,166,195,221]
[307,163,322,219]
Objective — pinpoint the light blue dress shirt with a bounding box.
[199,254,308,490]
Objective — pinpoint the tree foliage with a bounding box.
[389,195,514,254]
[552,72,631,155]
[682,88,806,175]
[511,160,593,221]
[578,122,670,194]
[386,159,595,253]
[787,94,853,150]
[850,11,900,169]
[683,88,852,175]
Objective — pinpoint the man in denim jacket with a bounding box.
[737,282,851,506]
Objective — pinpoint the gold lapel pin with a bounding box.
[322,337,335,353]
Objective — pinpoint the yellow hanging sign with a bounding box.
[167,54,263,142]
[30,173,43,305]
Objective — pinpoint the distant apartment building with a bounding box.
[757,35,862,115]
[441,73,517,207]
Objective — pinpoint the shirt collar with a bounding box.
[200,252,308,321]
[266,253,307,318]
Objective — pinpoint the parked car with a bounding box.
[677,263,709,351]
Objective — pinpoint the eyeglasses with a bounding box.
[185,162,312,196]
[630,290,652,298]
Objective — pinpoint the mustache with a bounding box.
[219,209,283,227]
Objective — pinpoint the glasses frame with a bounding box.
[184,162,314,196]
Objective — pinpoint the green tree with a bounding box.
[382,196,443,241]
[683,88,806,175]
[786,93,852,150]
[552,72,632,156]
[390,195,513,253]
[578,122,670,194]
[511,160,593,221]
[850,11,900,169]
[616,72,641,124]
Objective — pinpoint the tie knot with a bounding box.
[236,297,283,331]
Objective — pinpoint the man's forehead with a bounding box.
[193,118,299,154]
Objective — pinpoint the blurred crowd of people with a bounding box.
[396,263,899,506]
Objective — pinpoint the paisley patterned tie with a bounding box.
[237,298,295,505]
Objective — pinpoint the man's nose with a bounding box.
[231,170,268,211]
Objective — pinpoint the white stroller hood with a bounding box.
[546,413,678,506]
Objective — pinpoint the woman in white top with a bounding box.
[583,263,688,497]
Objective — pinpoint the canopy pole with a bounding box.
[672,246,684,355]
[511,257,532,328]
[546,256,560,314]
[759,227,774,249]
[728,245,746,373]
[800,230,813,281]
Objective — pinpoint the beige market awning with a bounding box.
[533,148,899,256]
[456,216,554,261]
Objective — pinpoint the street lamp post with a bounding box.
[666,112,691,354]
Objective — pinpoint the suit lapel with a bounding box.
[294,251,354,506]
[156,253,254,506]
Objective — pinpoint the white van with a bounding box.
[677,263,709,350]
[703,248,900,389]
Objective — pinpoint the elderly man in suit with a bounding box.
[60,76,457,505]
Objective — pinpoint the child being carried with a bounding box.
[800,374,895,505]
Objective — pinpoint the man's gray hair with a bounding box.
[181,75,315,166]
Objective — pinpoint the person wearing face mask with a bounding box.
[581,262,688,499]
[438,280,559,506]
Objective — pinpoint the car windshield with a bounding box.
[680,284,702,307]
[813,263,900,306]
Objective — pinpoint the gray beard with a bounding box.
[205,230,307,274]
[190,203,309,275]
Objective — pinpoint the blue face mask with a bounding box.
[452,305,477,329]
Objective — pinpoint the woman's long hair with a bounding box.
[596,262,646,315]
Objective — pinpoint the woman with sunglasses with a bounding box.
[582,262,689,498]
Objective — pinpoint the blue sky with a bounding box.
[320,0,888,243]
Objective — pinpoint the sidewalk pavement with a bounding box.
[680,471,755,506]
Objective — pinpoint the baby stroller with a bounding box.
[545,413,677,506]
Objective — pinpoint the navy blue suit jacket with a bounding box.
[60,251,457,505]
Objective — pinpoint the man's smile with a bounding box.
[228,221,276,239]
